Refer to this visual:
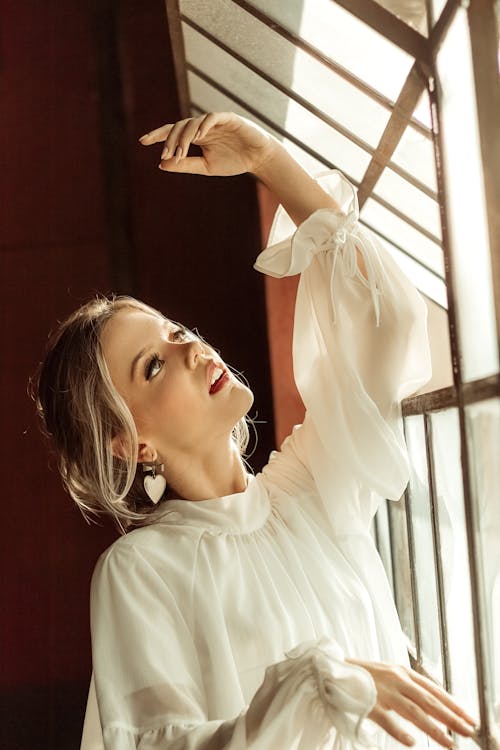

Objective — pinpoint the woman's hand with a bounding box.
[346,659,478,748]
[139,112,280,177]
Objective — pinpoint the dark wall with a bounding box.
[0,2,274,747]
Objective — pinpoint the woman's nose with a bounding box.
[184,339,208,370]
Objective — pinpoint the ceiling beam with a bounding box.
[357,62,428,208]
[331,0,429,62]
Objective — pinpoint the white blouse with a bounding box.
[80,170,432,750]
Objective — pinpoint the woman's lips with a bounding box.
[209,370,230,394]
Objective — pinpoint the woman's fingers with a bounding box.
[394,696,457,748]
[351,660,480,749]
[139,114,213,160]
[403,681,477,738]
[370,705,416,747]
[408,670,478,727]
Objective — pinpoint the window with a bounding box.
[165,0,500,745]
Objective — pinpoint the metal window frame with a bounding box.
[164,1,500,745]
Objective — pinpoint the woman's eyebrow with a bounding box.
[130,346,152,382]
[129,320,173,381]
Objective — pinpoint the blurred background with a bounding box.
[0,2,275,747]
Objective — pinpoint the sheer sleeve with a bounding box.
[255,169,432,533]
[88,542,378,750]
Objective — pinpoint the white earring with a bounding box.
[142,462,166,504]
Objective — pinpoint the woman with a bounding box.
[35,112,477,750]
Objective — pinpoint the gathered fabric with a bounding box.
[81,169,432,750]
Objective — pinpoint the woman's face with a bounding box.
[100,307,254,462]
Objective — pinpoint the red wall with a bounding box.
[1,2,274,746]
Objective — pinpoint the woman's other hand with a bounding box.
[139,112,279,176]
[346,659,478,748]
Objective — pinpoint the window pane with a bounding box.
[360,198,443,275]
[431,408,479,717]
[374,500,395,598]
[404,415,443,680]
[371,0,428,35]
[188,70,370,182]
[181,0,391,147]
[391,125,437,192]
[374,168,441,240]
[436,9,499,381]
[245,0,414,100]
[466,398,500,726]
[413,89,432,130]
[360,205,447,308]
[386,494,416,645]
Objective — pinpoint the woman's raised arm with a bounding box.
[139,111,368,277]
[140,112,340,223]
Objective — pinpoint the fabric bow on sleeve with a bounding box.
[254,169,382,327]
[254,169,432,532]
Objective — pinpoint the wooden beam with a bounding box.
[165,0,191,118]
[357,62,427,208]
[467,0,500,363]
[331,0,430,62]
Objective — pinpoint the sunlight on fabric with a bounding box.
[431,409,480,719]
[437,9,499,382]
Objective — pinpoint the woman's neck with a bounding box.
[164,439,249,501]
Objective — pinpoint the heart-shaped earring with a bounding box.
[142,461,166,504]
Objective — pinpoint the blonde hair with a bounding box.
[33,295,251,535]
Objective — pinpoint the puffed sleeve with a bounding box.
[88,543,379,749]
[255,169,432,533]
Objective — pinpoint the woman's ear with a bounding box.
[111,435,131,460]
[111,435,158,463]
[137,443,158,464]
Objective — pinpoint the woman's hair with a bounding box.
[32,295,251,535]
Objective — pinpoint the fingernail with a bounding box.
[161,147,169,159]
[158,163,164,170]
[404,736,415,746]
[175,146,182,164]
[194,129,201,141]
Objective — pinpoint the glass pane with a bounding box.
[466,398,500,727]
[360,206,448,308]
[181,0,391,147]
[361,198,443,275]
[245,0,414,100]
[387,493,416,645]
[404,415,443,680]
[374,168,442,240]
[371,0,428,35]
[437,9,499,381]
[374,500,395,598]
[187,69,370,181]
[391,126,437,192]
[428,0,448,27]
[413,89,433,130]
[189,85,325,179]
[431,408,479,717]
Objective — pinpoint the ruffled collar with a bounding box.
[155,474,271,535]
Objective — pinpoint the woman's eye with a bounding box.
[171,326,187,342]
[145,354,164,381]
